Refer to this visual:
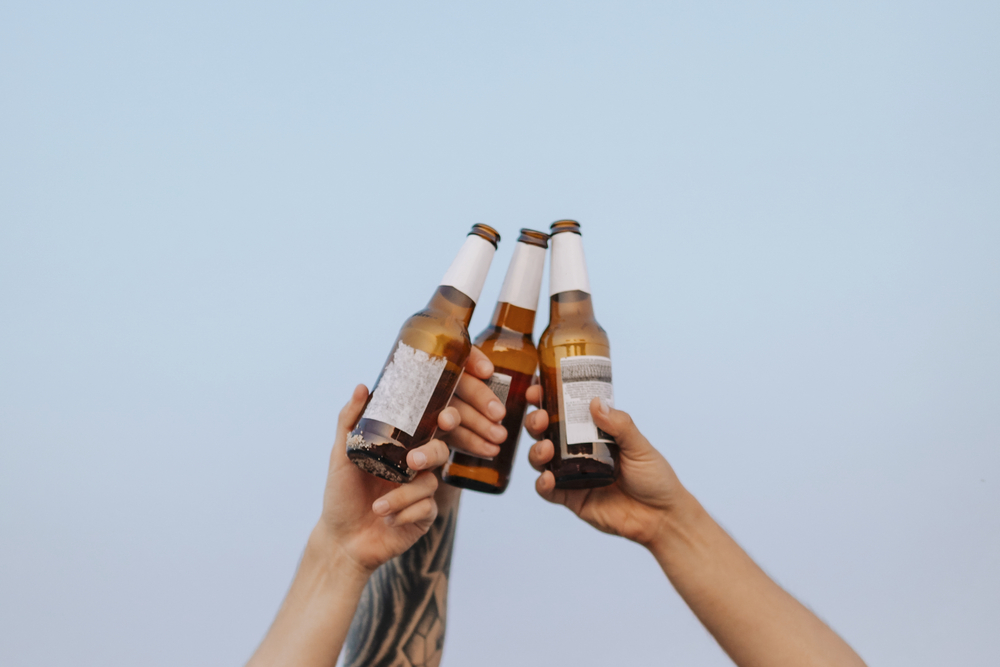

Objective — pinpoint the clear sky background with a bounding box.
[1,2,998,665]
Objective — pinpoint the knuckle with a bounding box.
[380,494,398,513]
[437,441,451,460]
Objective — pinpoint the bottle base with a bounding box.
[441,459,508,494]
[347,441,416,484]
[550,452,618,490]
[553,471,616,489]
[441,472,506,494]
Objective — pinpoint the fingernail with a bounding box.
[488,444,501,457]
[383,514,396,526]
[372,499,389,515]
[477,360,493,376]
[440,412,457,429]
[490,424,507,442]
[412,451,428,469]
[598,397,611,415]
[488,400,505,420]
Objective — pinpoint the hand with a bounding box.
[438,346,507,459]
[316,348,506,576]
[524,386,687,548]
[317,384,453,576]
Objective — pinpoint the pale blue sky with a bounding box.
[1,2,998,665]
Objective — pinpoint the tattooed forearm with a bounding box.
[344,503,459,667]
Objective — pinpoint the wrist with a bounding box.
[248,523,372,665]
[644,487,710,564]
[306,522,374,586]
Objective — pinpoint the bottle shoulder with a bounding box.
[475,325,538,375]
[539,317,609,348]
[408,306,471,333]
[474,324,533,348]
[399,308,472,360]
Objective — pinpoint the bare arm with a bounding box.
[525,389,866,667]
[650,489,864,667]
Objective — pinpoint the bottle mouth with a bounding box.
[549,219,582,235]
[518,228,551,248]
[469,223,501,248]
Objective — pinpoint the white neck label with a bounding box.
[549,232,590,296]
[440,234,496,304]
[497,242,546,311]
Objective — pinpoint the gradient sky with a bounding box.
[1,2,998,666]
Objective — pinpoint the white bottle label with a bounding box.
[497,243,546,311]
[440,234,496,304]
[363,341,447,437]
[485,372,513,406]
[558,355,614,447]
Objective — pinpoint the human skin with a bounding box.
[246,347,504,667]
[523,385,868,667]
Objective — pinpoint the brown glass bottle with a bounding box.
[538,220,618,489]
[441,229,550,494]
[347,224,501,483]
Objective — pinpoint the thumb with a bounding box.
[334,384,370,457]
[589,397,653,458]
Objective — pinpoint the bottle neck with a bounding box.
[439,234,496,305]
[427,285,476,327]
[498,240,546,311]
[549,232,590,296]
[486,239,546,334]
[489,302,536,334]
[548,289,595,323]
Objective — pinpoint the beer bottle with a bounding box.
[441,229,550,494]
[347,224,501,483]
[538,220,618,489]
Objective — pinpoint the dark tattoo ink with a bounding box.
[344,507,458,667]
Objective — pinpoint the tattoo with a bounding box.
[344,506,458,667]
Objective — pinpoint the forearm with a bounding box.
[650,490,866,667]
[248,525,371,667]
[344,485,461,667]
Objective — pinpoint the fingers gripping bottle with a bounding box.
[347,224,501,483]
[441,229,550,494]
[538,220,618,489]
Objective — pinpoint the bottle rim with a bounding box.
[518,228,551,248]
[549,219,582,235]
[469,223,501,248]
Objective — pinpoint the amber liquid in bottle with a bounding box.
[347,224,501,483]
[539,221,618,489]
[442,229,549,493]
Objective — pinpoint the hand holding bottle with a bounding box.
[437,346,508,460]
[318,347,503,574]
[525,385,868,667]
[317,384,449,576]
[524,386,688,548]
